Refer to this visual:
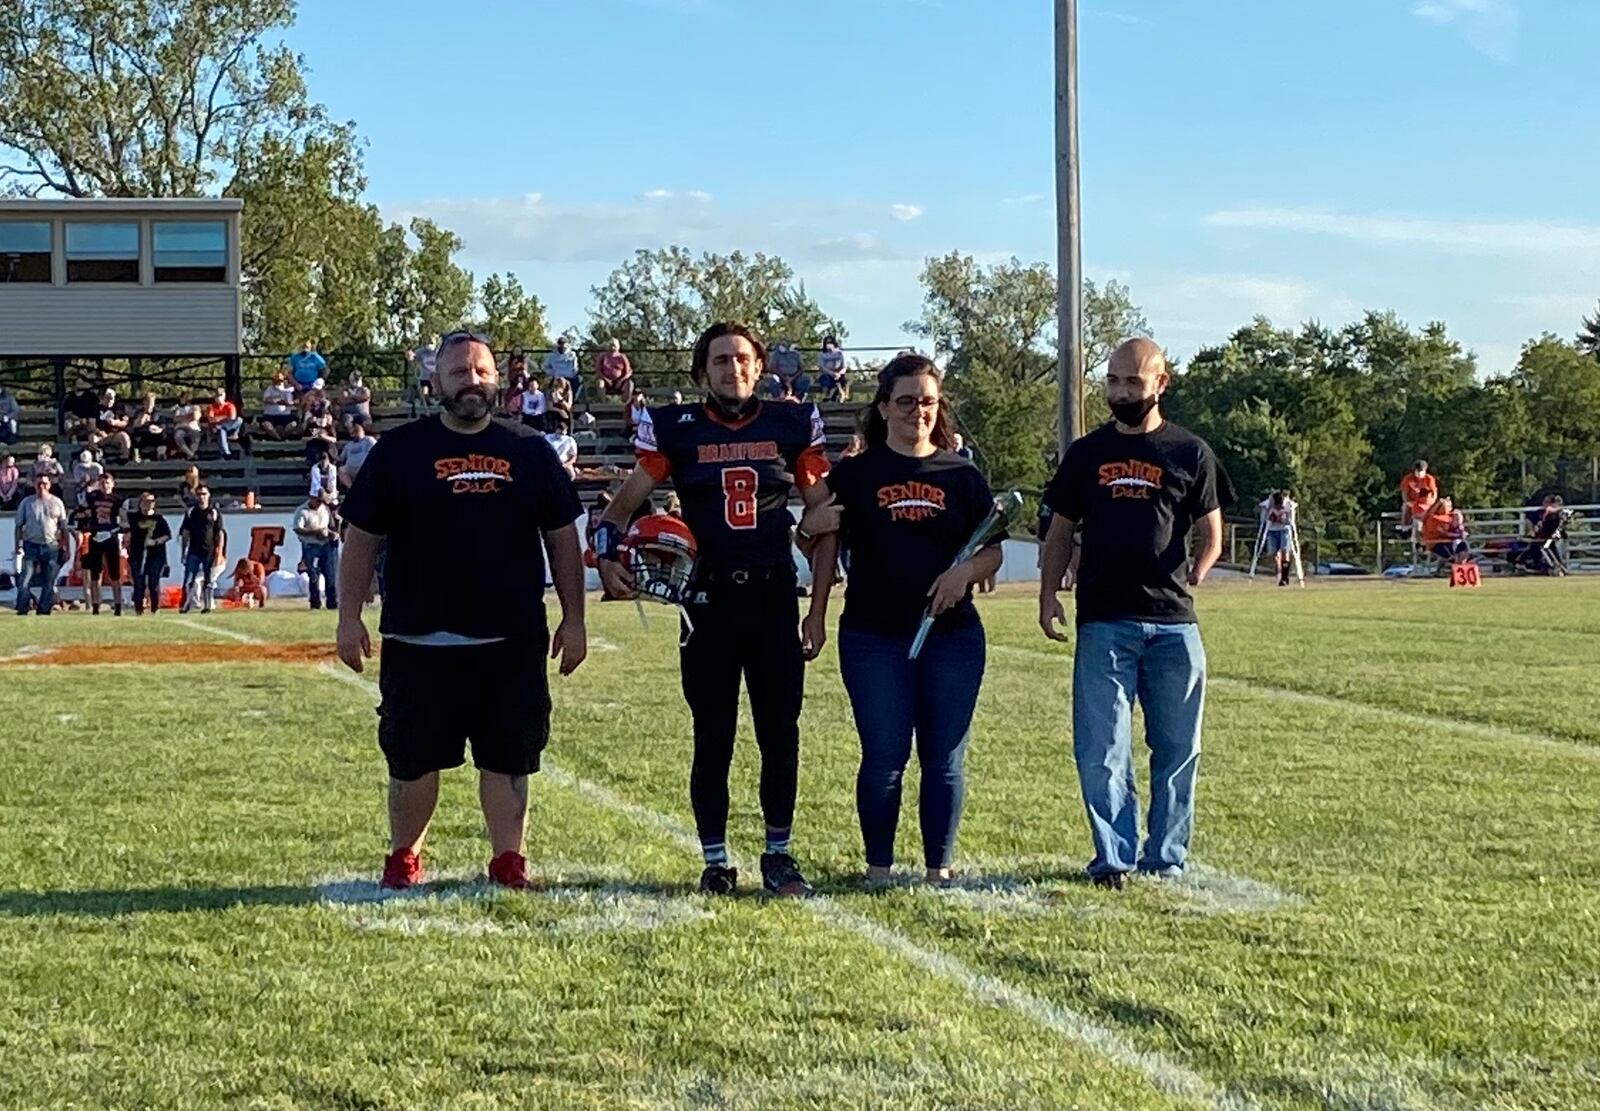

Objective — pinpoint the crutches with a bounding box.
[1288,515,1306,586]
[1248,518,1267,578]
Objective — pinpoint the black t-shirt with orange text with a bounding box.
[1043,420,1233,627]
[342,416,581,639]
[828,446,1001,637]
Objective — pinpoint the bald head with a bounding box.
[1109,337,1166,378]
[1104,337,1168,429]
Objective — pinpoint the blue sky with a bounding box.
[286,0,1599,372]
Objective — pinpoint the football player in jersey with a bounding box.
[595,322,833,897]
[82,471,126,616]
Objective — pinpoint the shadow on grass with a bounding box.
[0,884,319,918]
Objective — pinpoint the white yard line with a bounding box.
[172,616,263,644]
[319,663,1245,1108]
[990,644,1599,762]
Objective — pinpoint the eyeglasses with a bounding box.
[890,396,940,414]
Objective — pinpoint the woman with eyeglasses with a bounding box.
[800,353,1004,887]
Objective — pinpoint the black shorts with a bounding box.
[376,636,551,781]
[83,537,122,578]
[261,413,296,428]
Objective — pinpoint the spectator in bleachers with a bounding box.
[176,464,203,509]
[0,454,18,510]
[340,372,372,434]
[289,339,328,393]
[14,474,70,616]
[226,557,268,608]
[625,391,649,433]
[293,490,339,611]
[544,411,579,478]
[310,449,340,507]
[952,432,974,461]
[302,397,339,465]
[88,388,134,463]
[518,373,548,430]
[0,386,19,444]
[63,379,101,441]
[128,393,167,462]
[1421,496,1469,564]
[596,338,634,404]
[499,346,529,391]
[769,341,808,400]
[30,443,64,488]
[406,334,440,407]
[543,336,582,401]
[1399,459,1438,533]
[170,398,204,460]
[178,484,224,613]
[205,387,245,458]
[258,371,299,440]
[124,490,171,615]
[338,423,375,489]
[547,376,574,429]
[817,336,848,401]
[70,448,103,507]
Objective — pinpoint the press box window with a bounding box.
[65,222,140,282]
[0,222,52,283]
[153,221,227,283]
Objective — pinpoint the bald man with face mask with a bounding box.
[1038,338,1235,889]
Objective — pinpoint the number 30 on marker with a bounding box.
[1449,562,1481,589]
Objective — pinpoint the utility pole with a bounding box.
[1055,0,1083,454]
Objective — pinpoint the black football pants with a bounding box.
[679,577,803,848]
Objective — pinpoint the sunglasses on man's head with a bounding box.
[439,329,494,348]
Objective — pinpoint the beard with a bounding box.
[1108,395,1158,427]
[441,387,494,421]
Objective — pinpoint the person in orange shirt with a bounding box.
[226,557,268,607]
[1399,459,1438,531]
[1420,496,1468,563]
[205,388,246,458]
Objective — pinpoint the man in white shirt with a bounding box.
[542,337,582,400]
[310,454,341,506]
[258,371,300,440]
[338,424,376,489]
[294,491,340,611]
[1258,491,1298,587]
[543,412,579,478]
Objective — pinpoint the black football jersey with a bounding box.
[84,490,124,539]
[635,401,828,572]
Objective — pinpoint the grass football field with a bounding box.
[1,577,1597,1110]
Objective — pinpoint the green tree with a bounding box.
[476,272,550,350]
[1577,302,1600,361]
[406,218,474,340]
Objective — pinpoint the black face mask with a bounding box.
[1108,395,1158,427]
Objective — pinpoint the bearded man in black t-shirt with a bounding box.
[337,330,588,893]
[1038,338,1234,890]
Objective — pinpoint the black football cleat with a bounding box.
[760,852,814,898]
[699,864,738,896]
[1091,872,1129,891]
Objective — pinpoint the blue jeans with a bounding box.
[303,541,339,609]
[182,550,216,611]
[839,621,985,869]
[214,417,244,455]
[16,541,61,615]
[1072,620,1207,877]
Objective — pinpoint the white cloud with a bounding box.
[379,192,920,268]
[686,190,713,202]
[889,203,924,222]
[1412,0,1519,62]
[1205,207,1600,256]
[642,188,673,199]
[1497,293,1596,321]
[1003,193,1048,206]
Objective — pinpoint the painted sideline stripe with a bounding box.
[172,616,263,644]
[990,644,1599,763]
[319,663,1243,1108]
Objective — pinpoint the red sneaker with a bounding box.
[380,848,423,890]
[487,851,530,890]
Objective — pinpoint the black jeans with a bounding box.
[678,573,804,849]
[128,549,165,612]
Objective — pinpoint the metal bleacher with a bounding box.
[7,386,869,512]
[1375,503,1600,576]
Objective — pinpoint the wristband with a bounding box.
[593,520,624,562]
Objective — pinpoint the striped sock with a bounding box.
[702,842,728,867]
[765,829,791,856]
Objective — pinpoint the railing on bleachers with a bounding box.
[1374,504,1599,575]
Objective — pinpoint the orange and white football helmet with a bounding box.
[621,514,698,608]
